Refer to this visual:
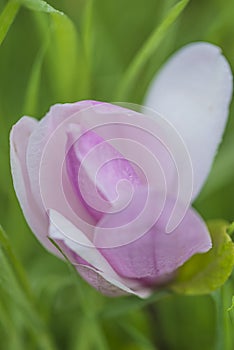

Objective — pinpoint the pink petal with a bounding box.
[10,117,59,254]
[76,265,128,297]
[66,126,141,221]
[26,101,95,215]
[49,209,151,298]
[94,187,166,249]
[99,198,212,286]
[28,101,98,236]
[76,102,194,233]
[39,101,193,239]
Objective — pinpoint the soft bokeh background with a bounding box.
[0,0,233,349]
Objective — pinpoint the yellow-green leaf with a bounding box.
[171,220,234,295]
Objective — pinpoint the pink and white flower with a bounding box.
[10,43,232,297]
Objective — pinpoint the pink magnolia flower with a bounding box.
[10,43,232,297]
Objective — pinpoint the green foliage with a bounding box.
[227,296,234,312]
[172,221,234,295]
[0,0,234,349]
[0,226,56,349]
[23,38,48,115]
[212,282,234,350]
[100,291,170,319]
[0,0,20,46]
[227,222,234,236]
[20,0,63,14]
[20,0,88,103]
[116,0,190,100]
[47,12,87,102]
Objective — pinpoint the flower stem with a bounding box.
[213,285,232,350]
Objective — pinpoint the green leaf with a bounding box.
[20,0,88,102]
[20,0,63,14]
[20,0,69,112]
[27,0,90,102]
[171,220,234,295]
[48,12,86,101]
[115,0,189,100]
[0,0,20,46]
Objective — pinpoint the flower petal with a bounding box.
[27,101,98,236]
[49,209,151,298]
[75,264,128,297]
[145,42,233,200]
[26,101,95,213]
[66,126,141,221]
[10,117,58,254]
[100,199,212,286]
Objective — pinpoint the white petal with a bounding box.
[145,42,233,200]
[49,209,151,298]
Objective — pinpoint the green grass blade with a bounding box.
[0,225,33,300]
[115,0,190,100]
[20,0,63,14]
[0,226,56,350]
[0,291,21,348]
[48,12,85,101]
[212,285,233,350]
[0,0,20,46]
[80,0,94,95]
[22,0,89,101]
[23,39,48,115]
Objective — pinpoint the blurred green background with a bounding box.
[0,0,234,349]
